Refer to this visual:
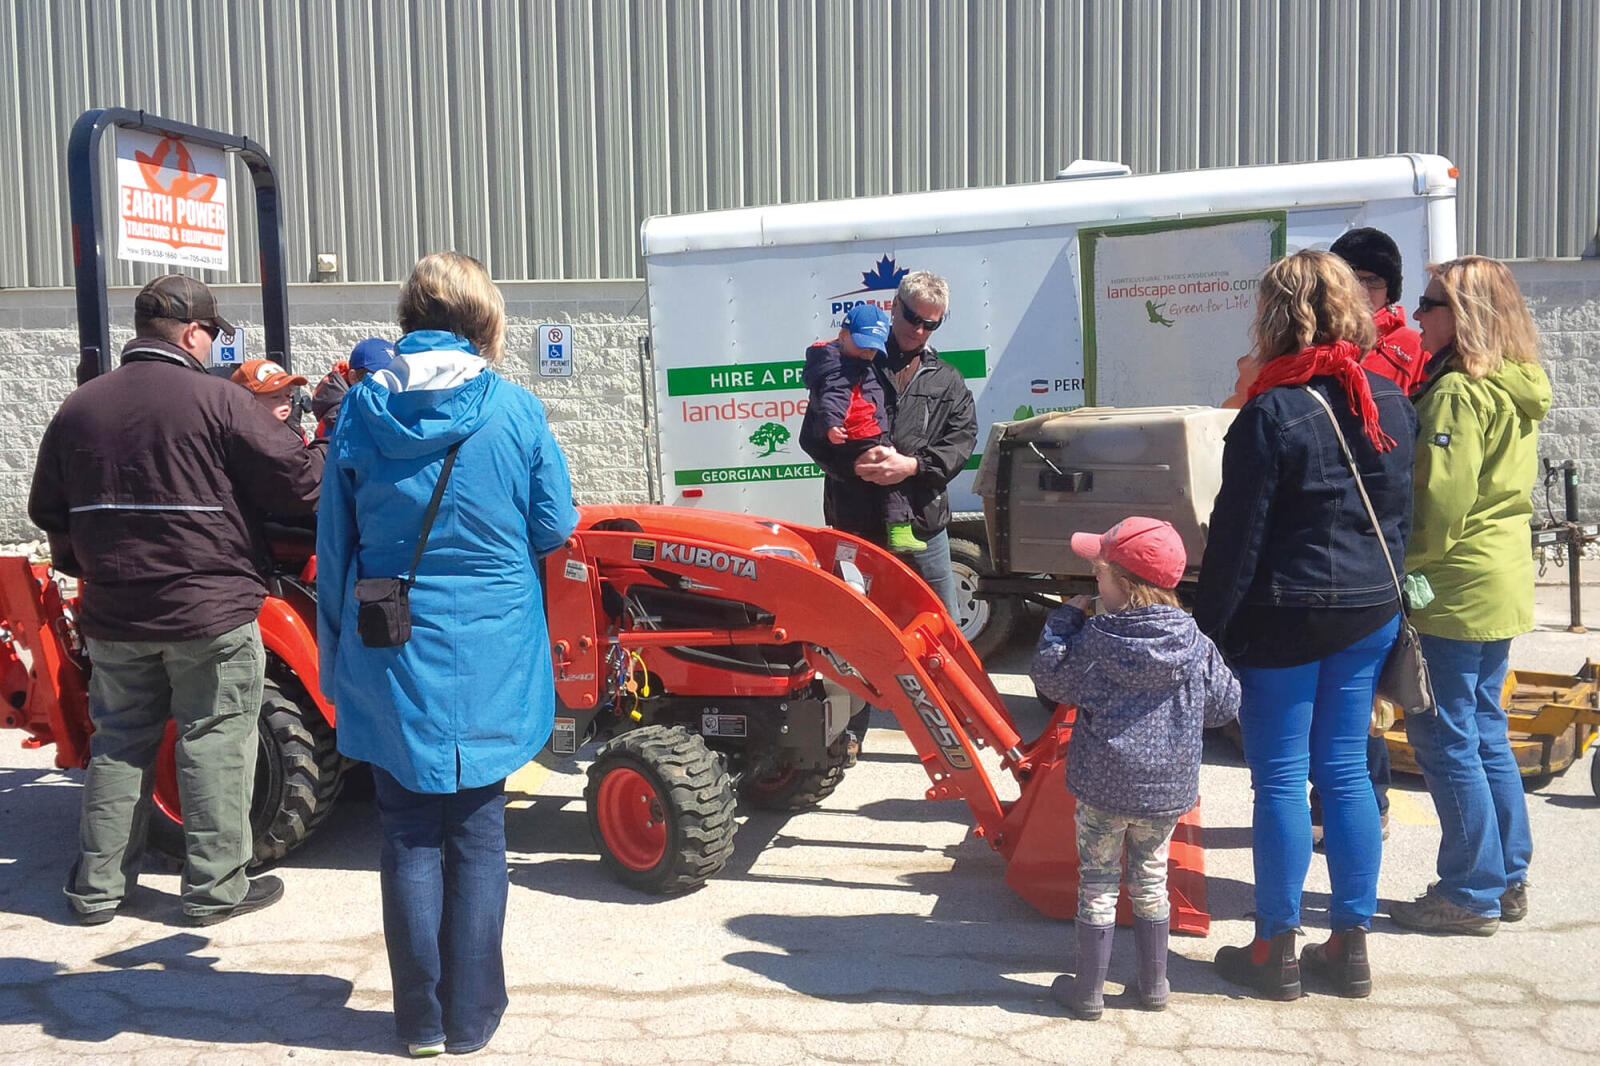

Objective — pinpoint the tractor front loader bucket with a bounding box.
[999,705,1210,935]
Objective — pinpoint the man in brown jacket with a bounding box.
[29,275,325,926]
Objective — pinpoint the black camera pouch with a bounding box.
[350,441,460,650]
[354,577,412,647]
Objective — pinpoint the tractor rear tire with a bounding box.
[149,676,347,867]
[584,725,736,894]
[739,733,851,810]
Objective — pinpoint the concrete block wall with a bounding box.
[1510,260,1600,520]
[1,262,1598,541]
[0,280,651,540]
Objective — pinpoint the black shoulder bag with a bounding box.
[1303,388,1436,716]
[353,442,462,648]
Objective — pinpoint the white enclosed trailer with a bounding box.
[639,154,1458,652]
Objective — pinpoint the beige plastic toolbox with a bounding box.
[975,405,1237,578]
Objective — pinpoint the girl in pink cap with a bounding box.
[1033,517,1239,1020]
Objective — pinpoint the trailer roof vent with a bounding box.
[1053,159,1132,180]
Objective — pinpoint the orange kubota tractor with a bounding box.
[0,109,1210,933]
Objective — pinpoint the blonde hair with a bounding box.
[897,270,950,311]
[1251,250,1377,362]
[1429,256,1539,379]
[1103,562,1183,610]
[397,252,506,363]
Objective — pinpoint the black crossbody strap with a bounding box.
[405,441,463,586]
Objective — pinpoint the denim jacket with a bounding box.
[1195,372,1417,658]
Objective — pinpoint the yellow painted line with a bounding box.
[1387,789,1438,826]
[507,758,552,796]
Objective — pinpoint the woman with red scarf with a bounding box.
[1196,251,1417,1001]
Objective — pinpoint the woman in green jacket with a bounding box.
[1390,256,1550,937]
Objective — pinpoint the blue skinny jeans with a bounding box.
[1404,635,1531,916]
[1237,613,1398,938]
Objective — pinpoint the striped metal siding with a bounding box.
[2,0,1596,289]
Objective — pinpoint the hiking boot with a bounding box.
[185,875,285,927]
[1132,916,1170,1010]
[1214,930,1301,1000]
[1389,886,1498,936]
[1299,927,1371,998]
[1050,921,1115,1020]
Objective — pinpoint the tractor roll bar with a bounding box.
[66,108,291,385]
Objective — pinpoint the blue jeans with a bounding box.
[373,768,509,1052]
[849,528,958,741]
[1237,614,1397,937]
[1404,635,1531,916]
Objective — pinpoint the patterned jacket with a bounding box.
[1032,604,1240,818]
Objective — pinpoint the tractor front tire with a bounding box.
[585,725,736,894]
[739,733,851,810]
[149,676,347,867]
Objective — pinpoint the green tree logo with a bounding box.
[749,421,790,457]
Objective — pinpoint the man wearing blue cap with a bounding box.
[800,305,924,552]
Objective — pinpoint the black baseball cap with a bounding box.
[134,274,235,335]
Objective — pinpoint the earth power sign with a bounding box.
[115,130,230,271]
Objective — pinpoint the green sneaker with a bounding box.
[886,521,927,554]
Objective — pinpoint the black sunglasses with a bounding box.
[1415,295,1449,313]
[898,304,943,331]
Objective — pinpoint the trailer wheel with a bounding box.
[585,725,736,894]
[150,676,347,867]
[948,536,1020,659]
[1591,746,1600,799]
[740,734,851,810]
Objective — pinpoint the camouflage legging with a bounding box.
[1075,799,1180,925]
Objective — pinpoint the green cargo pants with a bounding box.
[66,620,264,921]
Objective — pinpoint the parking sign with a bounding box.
[210,326,245,367]
[537,324,572,377]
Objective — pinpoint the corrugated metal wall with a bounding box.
[2,0,1597,289]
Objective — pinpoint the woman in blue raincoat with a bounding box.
[317,251,578,1057]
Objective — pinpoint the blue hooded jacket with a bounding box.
[317,336,579,793]
[1033,604,1240,818]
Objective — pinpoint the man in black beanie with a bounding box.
[1330,227,1429,393]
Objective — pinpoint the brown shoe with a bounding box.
[1389,886,1498,936]
[1300,927,1371,998]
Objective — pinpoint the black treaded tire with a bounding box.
[739,733,851,810]
[948,536,1021,660]
[584,724,736,894]
[1591,747,1600,799]
[149,675,347,867]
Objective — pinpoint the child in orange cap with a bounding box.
[231,358,309,426]
[1032,517,1239,1019]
